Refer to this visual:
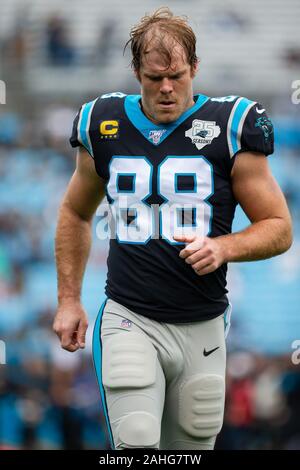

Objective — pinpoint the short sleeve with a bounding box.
[239,103,274,156]
[69,99,98,158]
[69,107,82,148]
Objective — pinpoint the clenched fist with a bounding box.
[53,301,88,352]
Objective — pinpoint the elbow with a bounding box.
[284,229,293,253]
[61,198,93,225]
[279,218,293,254]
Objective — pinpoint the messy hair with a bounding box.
[124,7,198,70]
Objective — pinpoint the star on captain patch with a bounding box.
[185,119,221,150]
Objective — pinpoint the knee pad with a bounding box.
[179,374,225,438]
[102,332,157,388]
[117,411,160,448]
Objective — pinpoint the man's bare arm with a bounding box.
[219,151,293,262]
[54,147,105,351]
[175,151,293,275]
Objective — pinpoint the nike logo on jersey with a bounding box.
[203,346,220,357]
[256,107,265,114]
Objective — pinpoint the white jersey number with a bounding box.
[106,156,213,244]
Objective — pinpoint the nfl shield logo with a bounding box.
[149,129,166,145]
[121,319,132,329]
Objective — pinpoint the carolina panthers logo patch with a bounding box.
[255,117,274,143]
[185,119,221,150]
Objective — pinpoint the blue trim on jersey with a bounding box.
[92,299,115,449]
[230,98,254,155]
[80,101,94,156]
[124,94,209,146]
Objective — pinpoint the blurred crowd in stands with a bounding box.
[0,107,109,449]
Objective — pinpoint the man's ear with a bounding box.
[134,68,141,82]
[191,59,199,79]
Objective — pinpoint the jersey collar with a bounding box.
[124,94,209,146]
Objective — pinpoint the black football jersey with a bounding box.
[70,93,274,323]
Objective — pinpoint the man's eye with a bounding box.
[148,74,182,81]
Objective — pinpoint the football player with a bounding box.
[53,7,292,449]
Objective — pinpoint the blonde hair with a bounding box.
[124,7,198,70]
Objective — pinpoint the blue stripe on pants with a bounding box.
[92,298,115,449]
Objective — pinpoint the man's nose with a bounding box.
[160,77,173,94]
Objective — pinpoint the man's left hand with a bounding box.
[173,234,226,276]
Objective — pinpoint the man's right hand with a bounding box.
[53,301,88,352]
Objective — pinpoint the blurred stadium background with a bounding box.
[0,0,300,450]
